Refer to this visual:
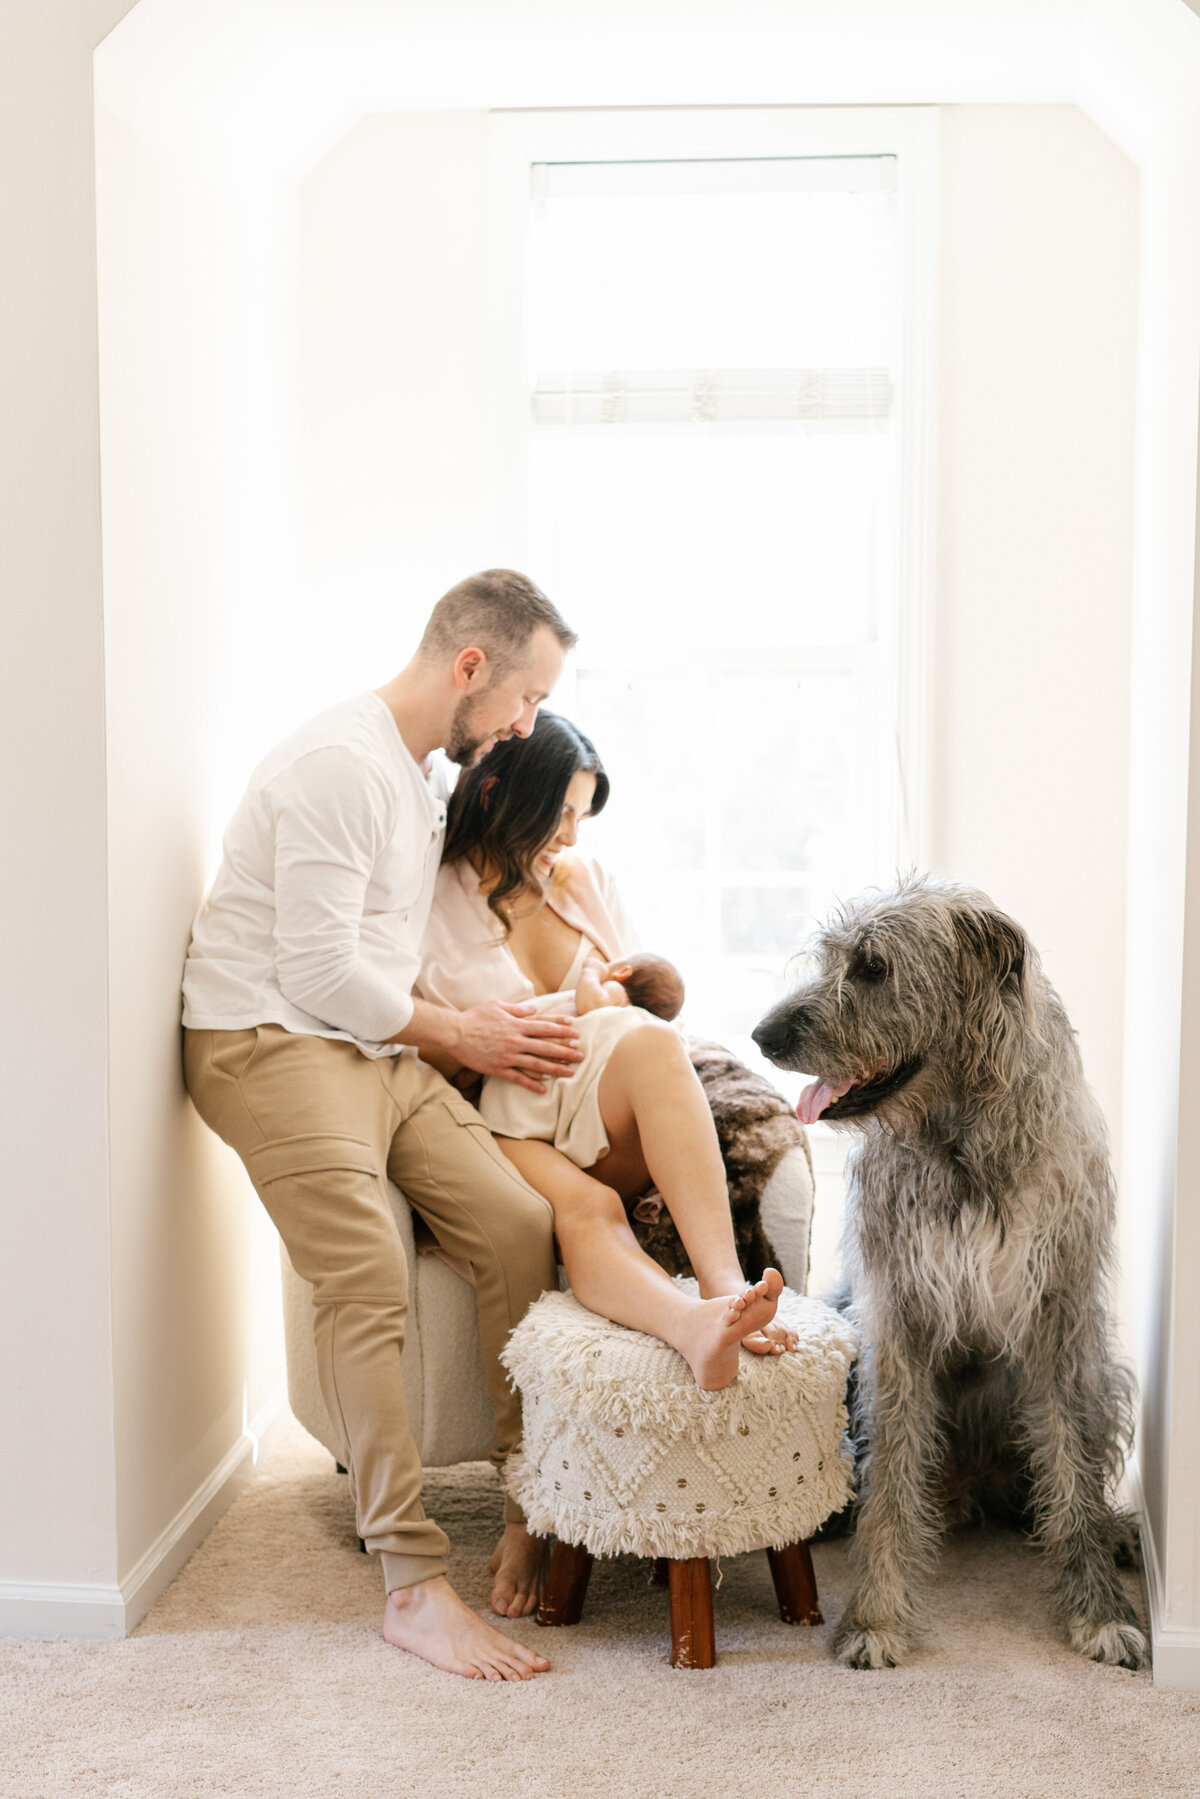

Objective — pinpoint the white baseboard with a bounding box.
[0,1386,290,1641]
[1125,1458,1200,1689]
[0,1581,128,1641]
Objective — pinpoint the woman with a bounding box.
[418,713,796,1393]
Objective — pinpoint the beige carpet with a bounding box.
[4,1414,1198,1799]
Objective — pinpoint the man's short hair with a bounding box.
[418,570,577,677]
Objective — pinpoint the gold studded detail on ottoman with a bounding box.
[501,1279,858,1562]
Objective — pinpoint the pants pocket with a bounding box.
[247,1134,406,1302]
[246,1132,380,1186]
[207,1027,263,1085]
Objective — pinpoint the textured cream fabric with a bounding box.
[502,1282,858,1559]
[478,1002,654,1167]
[758,1142,815,1293]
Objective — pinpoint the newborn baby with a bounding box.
[557,951,684,1023]
[476,951,686,1168]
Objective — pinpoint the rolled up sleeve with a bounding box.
[271,748,415,1042]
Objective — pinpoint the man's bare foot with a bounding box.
[677,1269,786,1390]
[383,1574,551,1681]
[489,1523,546,1618]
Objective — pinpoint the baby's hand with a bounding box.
[574,957,617,1015]
[575,956,632,1016]
[574,969,609,1014]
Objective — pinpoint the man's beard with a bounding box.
[446,692,504,767]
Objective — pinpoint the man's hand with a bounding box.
[392,997,581,1094]
[456,1001,582,1093]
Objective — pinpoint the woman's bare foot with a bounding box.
[696,1268,796,1358]
[489,1523,546,1618]
[383,1574,552,1681]
[677,1269,786,1390]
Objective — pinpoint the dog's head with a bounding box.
[751,876,1039,1128]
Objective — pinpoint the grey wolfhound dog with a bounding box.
[752,876,1146,1670]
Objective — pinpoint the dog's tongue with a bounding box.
[796,1075,856,1125]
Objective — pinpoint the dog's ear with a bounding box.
[951,901,1039,1094]
[952,905,1029,1006]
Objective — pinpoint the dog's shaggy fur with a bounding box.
[752,875,1147,1671]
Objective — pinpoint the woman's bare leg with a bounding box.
[594,1021,796,1351]
[495,1137,782,1390]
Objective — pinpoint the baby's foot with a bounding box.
[743,1318,799,1356]
[677,1270,785,1390]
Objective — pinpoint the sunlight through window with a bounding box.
[526,154,906,1087]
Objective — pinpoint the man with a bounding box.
[182,570,581,1681]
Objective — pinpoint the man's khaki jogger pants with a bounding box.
[183,1025,557,1594]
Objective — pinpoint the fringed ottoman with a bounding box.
[501,1281,859,1667]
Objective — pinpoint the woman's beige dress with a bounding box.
[417,854,654,1168]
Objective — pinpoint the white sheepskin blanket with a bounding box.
[502,1282,859,1561]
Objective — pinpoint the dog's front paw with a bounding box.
[1069,1618,1148,1670]
[832,1615,909,1669]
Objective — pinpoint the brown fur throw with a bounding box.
[627,1038,813,1281]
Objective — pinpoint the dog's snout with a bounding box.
[752,1004,805,1060]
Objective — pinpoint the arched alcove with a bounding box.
[4,0,1199,1682]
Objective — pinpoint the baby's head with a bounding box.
[606,952,685,1022]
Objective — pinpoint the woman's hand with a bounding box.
[455,1000,583,1094]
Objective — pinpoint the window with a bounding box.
[491,111,936,1092]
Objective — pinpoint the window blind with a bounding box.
[533,366,892,427]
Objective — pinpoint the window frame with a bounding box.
[488,105,938,888]
[489,105,937,1093]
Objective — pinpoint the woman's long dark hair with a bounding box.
[442,711,609,932]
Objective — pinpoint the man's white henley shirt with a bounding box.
[182,692,451,1057]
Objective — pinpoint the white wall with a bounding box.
[298,113,500,680]
[1121,126,1200,1684]
[0,0,297,1637]
[931,105,1138,1176]
[0,0,131,1627]
[94,106,289,1609]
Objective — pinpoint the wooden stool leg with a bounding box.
[667,1557,716,1668]
[651,1557,669,1587]
[767,1541,823,1625]
[537,1539,593,1627]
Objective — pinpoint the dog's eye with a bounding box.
[860,955,888,983]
